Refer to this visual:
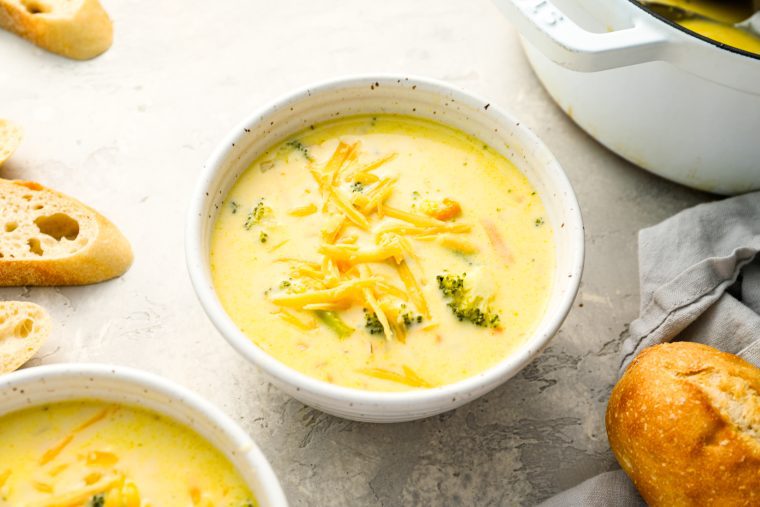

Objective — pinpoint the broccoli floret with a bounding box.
[89,495,105,507]
[449,304,500,328]
[364,307,423,335]
[399,303,423,327]
[399,312,422,327]
[402,312,423,326]
[437,273,465,298]
[364,308,384,335]
[244,198,271,230]
[436,272,501,328]
[285,139,313,161]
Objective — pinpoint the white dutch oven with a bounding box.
[186,75,584,422]
[494,0,760,195]
[0,364,288,506]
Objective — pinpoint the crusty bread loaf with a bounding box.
[0,0,112,60]
[0,119,22,166]
[0,179,133,285]
[606,342,760,506]
[0,301,49,373]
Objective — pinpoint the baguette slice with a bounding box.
[0,0,112,60]
[0,179,133,285]
[0,301,50,374]
[607,342,760,506]
[0,119,22,166]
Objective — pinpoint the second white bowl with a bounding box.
[0,364,288,506]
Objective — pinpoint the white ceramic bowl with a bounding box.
[0,364,288,506]
[186,75,584,422]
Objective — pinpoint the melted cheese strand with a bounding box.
[40,408,112,466]
[319,242,404,264]
[74,408,112,432]
[359,177,397,215]
[274,309,318,330]
[362,285,393,342]
[382,205,448,228]
[39,434,74,465]
[328,141,360,185]
[288,203,318,217]
[344,152,397,182]
[0,469,11,488]
[269,279,379,308]
[27,474,124,507]
[328,186,370,230]
[358,367,432,388]
[358,264,395,341]
[396,260,430,319]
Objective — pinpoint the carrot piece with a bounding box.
[481,218,514,264]
[422,198,462,221]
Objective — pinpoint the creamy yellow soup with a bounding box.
[0,401,256,506]
[211,114,554,391]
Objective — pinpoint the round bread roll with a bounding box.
[606,342,760,506]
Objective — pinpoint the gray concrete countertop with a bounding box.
[1,1,709,505]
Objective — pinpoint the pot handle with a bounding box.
[494,0,670,71]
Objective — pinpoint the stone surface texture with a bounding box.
[1,1,708,505]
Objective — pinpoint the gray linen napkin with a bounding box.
[539,191,760,507]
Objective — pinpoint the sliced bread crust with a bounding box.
[0,300,50,374]
[0,179,133,285]
[0,0,112,60]
[0,119,22,166]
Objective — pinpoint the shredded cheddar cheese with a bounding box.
[210,114,554,391]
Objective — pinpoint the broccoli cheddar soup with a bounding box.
[211,114,554,391]
[0,401,256,506]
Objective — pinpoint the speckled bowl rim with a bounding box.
[0,363,288,506]
[186,74,584,418]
